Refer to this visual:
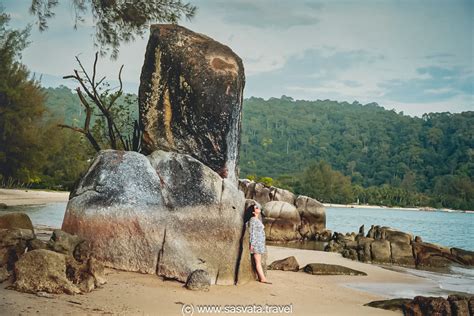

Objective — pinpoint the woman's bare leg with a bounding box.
[253,253,267,282]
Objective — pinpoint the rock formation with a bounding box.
[62,150,253,285]
[0,212,104,294]
[303,263,367,276]
[239,180,327,241]
[366,295,474,316]
[267,256,300,271]
[325,225,474,269]
[139,24,245,182]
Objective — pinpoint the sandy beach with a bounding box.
[0,189,69,206]
[0,245,431,315]
[0,189,436,315]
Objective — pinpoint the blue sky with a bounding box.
[3,0,473,116]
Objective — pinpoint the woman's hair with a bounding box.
[244,204,256,223]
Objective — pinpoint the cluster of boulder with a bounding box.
[366,295,474,316]
[325,225,474,268]
[0,212,105,295]
[239,180,328,242]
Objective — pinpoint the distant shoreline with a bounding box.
[0,188,69,206]
[323,203,473,213]
[0,188,471,213]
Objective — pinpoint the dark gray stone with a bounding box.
[303,263,366,276]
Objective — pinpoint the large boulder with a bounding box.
[370,240,391,263]
[62,150,252,285]
[390,242,415,266]
[267,256,299,271]
[413,242,462,268]
[0,212,34,231]
[12,249,80,295]
[139,24,244,181]
[295,195,326,239]
[451,248,474,266]
[0,228,35,270]
[262,201,301,241]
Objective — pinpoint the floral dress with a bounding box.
[249,216,266,254]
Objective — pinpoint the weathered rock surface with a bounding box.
[0,212,34,231]
[62,150,252,285]
[366,295,474,315]
[391,242,415,266]
[48,229,84,256]
[324,224,473,270]
[263,201,301,242]
[364,298,411,312]
[139,24,244,181]
[185,269,211,291]
[267,256,299,271]
[413,242,462,268]
[12,249,80,295]
[370,240,391,263]
[0,203,7,209]
[303,263,367,276]
[295,195,326,238]
[0,228,35,270]
[239,180,327,242]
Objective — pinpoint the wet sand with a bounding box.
[0,246,432,315]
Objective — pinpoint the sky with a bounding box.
[3,0,473,117]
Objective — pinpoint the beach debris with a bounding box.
[0,212,34,231]
[185,269,211,291]
[267,256,300,272]
[303,263,367,276]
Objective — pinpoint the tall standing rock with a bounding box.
[139,24,245,182]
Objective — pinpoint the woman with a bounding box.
[248,204,271,284]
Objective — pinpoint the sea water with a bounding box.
[326,207,473,251]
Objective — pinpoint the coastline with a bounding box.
[323,203,472,213]
[0,189,69,206]
[0,188,469,213]
[0,245,431,315]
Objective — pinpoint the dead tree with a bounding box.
[59,52,141,152]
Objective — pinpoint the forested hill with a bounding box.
[42,87,473,209]
[240,97,473,209]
